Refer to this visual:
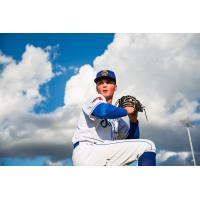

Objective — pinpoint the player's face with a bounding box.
[96,78,117,99]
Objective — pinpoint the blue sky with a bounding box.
[0,33,114,166]
[0,34,114,113]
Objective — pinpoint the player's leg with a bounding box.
[72,142,100,166]
[138,151,156,166]
[92,139,156,166]
[72,139,156,166]
[127,151,156,166]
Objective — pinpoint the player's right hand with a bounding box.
[124,107,138,123]
[124,106,136,114]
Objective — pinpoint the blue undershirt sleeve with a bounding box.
[126,121,140,139]
[92,103,128,119]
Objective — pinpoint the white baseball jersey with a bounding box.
[72,93,130,144]
[72,93,156,166]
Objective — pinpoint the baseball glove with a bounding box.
[115,95,148,120]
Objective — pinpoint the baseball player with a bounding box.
[72,70,156,166]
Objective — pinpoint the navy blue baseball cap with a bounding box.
[94,70,116,84]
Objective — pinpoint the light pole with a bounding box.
[180,120,196,166]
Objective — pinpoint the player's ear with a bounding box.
[96,84,100,93]
[114,84,117,92]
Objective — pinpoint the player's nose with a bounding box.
[102,82,108,87]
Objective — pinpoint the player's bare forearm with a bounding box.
[128,112,138,123]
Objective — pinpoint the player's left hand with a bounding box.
[115,95,148,121]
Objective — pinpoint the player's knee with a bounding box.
[144,139,156,152]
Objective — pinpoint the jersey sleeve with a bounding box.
[82,93,107,121]
[117,118,130,139]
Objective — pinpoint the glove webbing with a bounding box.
[115,95,148,120]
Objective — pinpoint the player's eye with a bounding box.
[107,80,114,85]
[97,81,103,86]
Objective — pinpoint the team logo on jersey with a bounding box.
[92,96,103,102]
[101,70,108,76]
[100,119,111,128]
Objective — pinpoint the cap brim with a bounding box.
[94,76,116,84]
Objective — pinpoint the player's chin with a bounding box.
[99,90,112,98]
[102,91,109,96]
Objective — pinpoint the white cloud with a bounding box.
[0,51,14,64]
[62,34,200,165]
[1,34,200,165]
[44,159,64,166]
[157,150,190,163]
[0,45,75,161]
[45,44,60,60]
[0,45,54,118]
[54,64,68,76]
[93,34,200,125]
[64,64,97,106]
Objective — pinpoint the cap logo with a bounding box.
[101,70,108,76]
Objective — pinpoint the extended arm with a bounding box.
[92,103,128,119]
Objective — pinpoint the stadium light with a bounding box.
[180,120,196,166]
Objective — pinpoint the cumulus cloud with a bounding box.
[64,64,97,106]
[0,45,54,117]
[0,107,78,161]
[64,34,200,165]
[157,150,192,166]
[94,34,200,124]
[0,45,78,162]
[157,150,190,163]
[43,159,65,166]
[92,33,200,165]
[0,51,14,64]
[1,34,200,165]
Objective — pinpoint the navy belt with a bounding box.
[73,142,80,149]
